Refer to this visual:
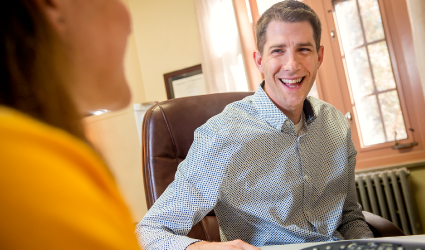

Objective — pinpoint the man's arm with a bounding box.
[338,138,374,239]
[136,125,246,250]
[136,168,210,249]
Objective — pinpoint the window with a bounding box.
[333,0,406,147]
[233,0,425,169]
[195,0,250,94]
[320,0,425,168]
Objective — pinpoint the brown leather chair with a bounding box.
[142,92,253,241]
[362,211,404,237]
[141,92,405,242]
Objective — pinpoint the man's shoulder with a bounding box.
[197,95,257,134]
[307,96,345,119]
[307,96,351,136]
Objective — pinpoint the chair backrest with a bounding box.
[141,92,405,241]
[141,92,253,241]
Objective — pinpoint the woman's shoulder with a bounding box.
[0,106,140,249]
[0,105,114,188]
[0,106,104,170]
[1,106,83,145]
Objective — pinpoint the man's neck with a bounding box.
[269,100,303,125]
[261,82,305,125]
[285,108,303,125]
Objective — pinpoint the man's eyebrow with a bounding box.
[268,42,314,49]
[269,44,287,49]
[297,42,314,47]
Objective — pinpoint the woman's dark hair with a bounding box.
[1,1,86,141]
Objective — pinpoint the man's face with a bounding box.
[254,21,324,115]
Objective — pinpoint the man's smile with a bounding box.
[279,77,305,89]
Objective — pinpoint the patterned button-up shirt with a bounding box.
[136,84,373,250]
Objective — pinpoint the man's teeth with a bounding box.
[281,77,303,84]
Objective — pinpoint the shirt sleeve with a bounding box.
[338,133,374,239]
[136,125,227,250]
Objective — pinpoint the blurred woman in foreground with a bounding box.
[1,0,141,249]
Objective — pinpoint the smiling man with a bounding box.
[255,20,323,124]
[137,1,373,250]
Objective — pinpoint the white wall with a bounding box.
[127,0,203,102]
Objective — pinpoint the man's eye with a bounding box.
[272,49,283,53]
[300,48,311,52]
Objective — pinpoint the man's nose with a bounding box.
[283,53,301,72]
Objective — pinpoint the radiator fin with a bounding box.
[355,168,422,235]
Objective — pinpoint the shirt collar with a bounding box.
[252,81,317,130]
[303,96,316,124]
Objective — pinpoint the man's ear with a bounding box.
[317,45,324,68]
[253,51,264,73]
[34,0,66,33]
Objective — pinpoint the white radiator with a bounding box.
[355,168,422,235]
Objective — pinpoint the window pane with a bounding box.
[345,47,374,97]
[335,0,364,51]
[379,91,407,141]
[368,41,396,91]
[359,0,385,42]
[356,95,386,145]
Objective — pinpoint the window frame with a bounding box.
[332,0,410,148]
[319,0,425,169]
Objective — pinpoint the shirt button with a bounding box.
[305,175,309,181]
[306,211,311,217]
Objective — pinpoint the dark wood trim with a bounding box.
[163,64,202,99]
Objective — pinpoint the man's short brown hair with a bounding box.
[255,0,322,55]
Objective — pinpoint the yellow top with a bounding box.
[0,106,141,250]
